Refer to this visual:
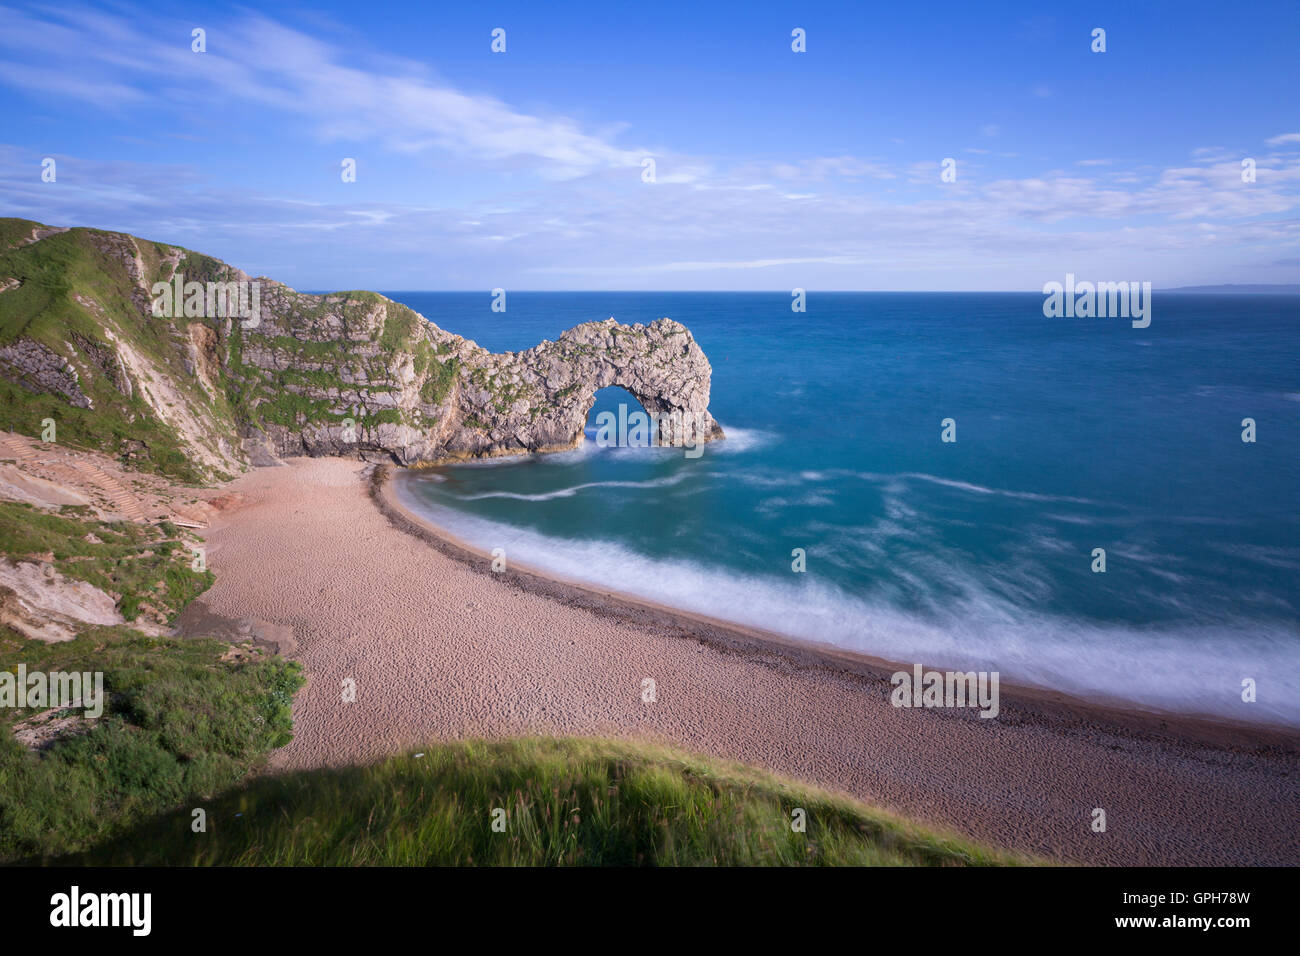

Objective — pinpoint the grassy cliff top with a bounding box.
[62,736,1034,866]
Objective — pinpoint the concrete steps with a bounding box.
[5,431,149,524]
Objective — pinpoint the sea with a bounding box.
[384,292,1300,726]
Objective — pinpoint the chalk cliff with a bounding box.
[0,219,722,478]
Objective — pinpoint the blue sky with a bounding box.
[2,0,1298,290]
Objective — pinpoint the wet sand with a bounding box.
[187,457,1300,865]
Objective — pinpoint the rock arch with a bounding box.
[0,221,726,470]
[445,317,725,460]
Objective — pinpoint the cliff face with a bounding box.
[0,219,722,478]
[451,317,724,459]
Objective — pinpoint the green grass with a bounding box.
[0,224,235,481]
[421,355,460,405]
[0,626,303,862]
[0,220,467,471]
[0,501,213,625]
[376,299,421,352]
[227,298,435,436]
[0,382,206,484]
[0,218,44,251]
[57,737,1033,866]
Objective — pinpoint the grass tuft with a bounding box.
[0,626,303,862]
[59,737,1036,866]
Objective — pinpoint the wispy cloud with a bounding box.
[1,3,1298,290]
[0,4,647,176]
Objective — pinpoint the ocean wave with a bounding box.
[754,491,836,514]
[783,467,1097,505]
[540,442,600,464]
[860,471,1095,504]
[710,424,776,454]
[395,487,1300,727]
[733,470,808,488]
[451,472,688,502]
[1210,543,1300,572]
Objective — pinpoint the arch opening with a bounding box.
[584,386,658,449]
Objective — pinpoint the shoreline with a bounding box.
[379,464,1300,751]
[188,457,1300,865]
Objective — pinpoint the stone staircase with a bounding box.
[3,431,149,523]
[70,459,148,522]
[1,431,37,463]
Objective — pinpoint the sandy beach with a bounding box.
[181,457,1300,866]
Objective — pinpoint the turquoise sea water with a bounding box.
[386,292,1300,726]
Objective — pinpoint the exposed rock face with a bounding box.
[446,318,724,460]
[0,338,91,409]
[226,284,723,465]
[71,331,132,399]
[0,219,724,472]
[227,281,445,465]
[0,558,124,643]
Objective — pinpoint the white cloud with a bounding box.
[0,4,647,176]
[1,6,1298,289]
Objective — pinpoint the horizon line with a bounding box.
[302,287,1300,295]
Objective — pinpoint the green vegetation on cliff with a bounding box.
[0,626,303,862]
[0,501,213,626]
[226,289,454,439]
[59,737,1030,866]
[0,500,300,863]
[0,221,238,483]
[2,219,725,469]
[0,218,472,470]
[0,378,205,483]
[421,353,460,405]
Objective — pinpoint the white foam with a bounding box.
[710,425,775,454]
[397,484,1300,727]
[796,468,1096,504]
[879,472,1095,505]
[453,472,688,502]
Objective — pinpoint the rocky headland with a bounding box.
[0,218,723,479]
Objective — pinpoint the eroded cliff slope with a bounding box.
[0,219,722,478]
